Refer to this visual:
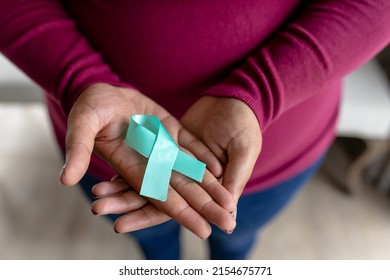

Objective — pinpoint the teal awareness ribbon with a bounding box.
[125,115,206,202]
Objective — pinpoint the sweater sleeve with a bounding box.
[206,0,390,131]
[0,0,131,114]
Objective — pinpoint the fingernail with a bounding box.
[224,229,234,234]
[114,228,120,234]
[91,186,99,198]
[110,174,119,182]
[59,164,66,178]
[230,208,237,220]
[91,209,98,215]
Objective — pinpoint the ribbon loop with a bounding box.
[125,115,206,201]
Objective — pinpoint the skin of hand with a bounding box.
[180,96,263,205]
[59,83,236,239]
[92,95,262,235]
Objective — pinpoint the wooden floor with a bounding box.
[1,103,390,260]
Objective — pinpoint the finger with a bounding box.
[223,146,259,203]
[172,128,234,213]
[148,188,214,239]
[160,114,223,177]
[60,110,99,186]
[166,143,234,214]
[110,187,213,238]
[114,204,171,233]
[178,128,223,178]
[104,143,213,238]
[199,171,236,213]
[92,179,129,198]
[170,172,236,233]
[91,190,148,215]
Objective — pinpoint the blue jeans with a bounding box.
[78,156,324,260]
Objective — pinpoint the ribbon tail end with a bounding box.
[140,187,168,202]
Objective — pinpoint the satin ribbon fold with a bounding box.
[125,115,206,201]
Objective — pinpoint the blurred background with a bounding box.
[0,46,389,260]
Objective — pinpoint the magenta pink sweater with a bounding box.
[1,1,389,194]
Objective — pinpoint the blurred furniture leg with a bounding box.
[322,59,390,194]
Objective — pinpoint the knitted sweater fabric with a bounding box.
[1,0,389,193]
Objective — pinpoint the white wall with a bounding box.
[0,53,42,102]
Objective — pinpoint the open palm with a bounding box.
[181,96,263,204]
[60,83,236,239]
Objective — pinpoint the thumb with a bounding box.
[60,107,99,186]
